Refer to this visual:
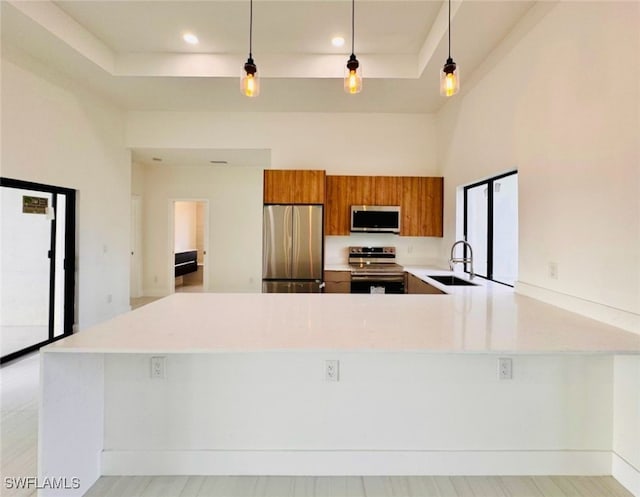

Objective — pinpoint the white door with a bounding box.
[130,195,143,298]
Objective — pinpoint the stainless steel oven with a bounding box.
[350,273,406,294]
[348,246,405,294]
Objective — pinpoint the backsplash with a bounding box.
[325,234,443,267]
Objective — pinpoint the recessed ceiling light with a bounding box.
[210,160,228,165]
[331,36,345,48]
[183,32,199,45]
[152,157,162,162]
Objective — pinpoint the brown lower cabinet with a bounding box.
[406,273,444,294]
[324,270,351,293]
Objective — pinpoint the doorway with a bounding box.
[171,200,208,293]
[0,178,76,363]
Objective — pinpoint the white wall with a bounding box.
[435,4,640,493]
[138,163,263,295]
[126,112,437,176]
[436,2,640,330]
[613,355,640,494]
[1,44,131,329]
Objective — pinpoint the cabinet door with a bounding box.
[407,273,444,294]
[350,176,376,206]
[401,177,443,237]
[325,176,351,235]
[323,271,351,293]
[293,170,325,204]
[324,281,351,293]
[374,176,401,205]
[264,170,326,204]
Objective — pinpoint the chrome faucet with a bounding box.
[449,240,474,279]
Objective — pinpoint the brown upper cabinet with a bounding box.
[401,177,443,237]
[264,170,326,204]
[325,175,443,237]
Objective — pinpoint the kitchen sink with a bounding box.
[426,275,478,286]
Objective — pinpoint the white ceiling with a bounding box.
[1,0,537,114]
[131,148,271,168]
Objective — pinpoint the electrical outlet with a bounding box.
[498,358,513,380]
[325,360,339,382]
[548,262,558,279]
[151,356,166,379]
[107,294,112,304]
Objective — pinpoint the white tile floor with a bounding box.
[1,353,39,497]
[0,353,634,497]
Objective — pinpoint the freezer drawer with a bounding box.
[262,280,323,293]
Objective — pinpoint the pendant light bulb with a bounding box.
[344,54,362,94]
[241,0,259,97]
[241,57,260,97]
[344,0,362,94]
[440,57,459,97]
[440,0,460,97]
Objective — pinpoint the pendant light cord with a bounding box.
[447,0,451,59]
[249,0,253,58]
[351,0,355,57]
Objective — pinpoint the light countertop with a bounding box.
[45,268,640,355]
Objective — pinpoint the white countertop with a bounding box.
[45,268,640,355]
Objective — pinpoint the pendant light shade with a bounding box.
[344,0,362,94]
[344,54,362,94]
[241,0,260,97]
[440,57,459,97]
[440,0,459,97]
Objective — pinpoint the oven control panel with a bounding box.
[349,246,396,256]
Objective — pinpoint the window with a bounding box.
[463,171,518,286]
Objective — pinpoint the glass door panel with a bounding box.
[53,194,66,337]
[465,184,488,278]
[492,174,519,285]
[0,187,53,356]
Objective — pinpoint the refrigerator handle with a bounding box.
[286,206,293,274]
[292,206,299,271]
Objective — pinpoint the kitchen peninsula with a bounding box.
[39,276,640,496]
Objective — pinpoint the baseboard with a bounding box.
[102,450,611,476]
[515,282,640,335]
[141,288,168,298]
[612,452,640,497]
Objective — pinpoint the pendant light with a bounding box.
[344,0,362,94]
[241,0,259,97]
[440,0,459,97]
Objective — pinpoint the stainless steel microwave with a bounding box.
[350,205,401,233]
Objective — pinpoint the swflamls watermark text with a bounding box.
[4,476,80,490]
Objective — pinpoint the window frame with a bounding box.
[462,170,518,287]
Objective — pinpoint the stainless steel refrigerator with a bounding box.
[262,205,323,293]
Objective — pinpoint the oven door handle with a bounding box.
[351,274,406,282]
